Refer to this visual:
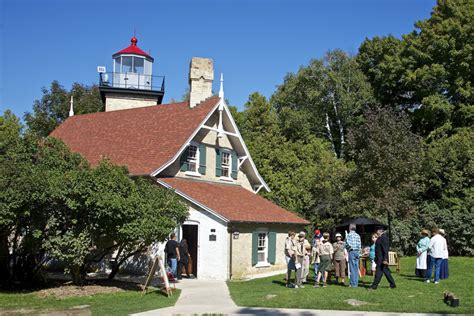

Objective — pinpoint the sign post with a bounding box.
[142,256,172,297]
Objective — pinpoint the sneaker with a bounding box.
[425,280,430,283]
[313,283,319,288]
[300,285,305,288]
[286,284,295,288]
[322,283,327,288]
[294,285,300,289]
[434,281,439,284]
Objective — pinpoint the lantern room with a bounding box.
[98,36,165,112]
[111,37,154,90]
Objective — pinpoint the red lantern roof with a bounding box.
[112,37,154,61]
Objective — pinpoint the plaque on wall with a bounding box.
[209,234,217,241]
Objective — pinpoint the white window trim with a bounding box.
[255,229,270,267]
[219,149,234,182]
[184,142,201,177]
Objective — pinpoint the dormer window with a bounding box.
[216,148,238,180]
[186,145,198,173]
[180,143,206,176]
[221,151,231,178]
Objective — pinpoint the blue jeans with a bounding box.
[313,263,320,282]
[426,256,442,282]
[348,251,360,287]
[169,258,178,277]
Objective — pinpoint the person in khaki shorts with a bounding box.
[332,233,347,285]
[294,232,307,288]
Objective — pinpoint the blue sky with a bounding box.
[1,0,435,117]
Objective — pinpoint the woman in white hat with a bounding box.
[416,229,430,278]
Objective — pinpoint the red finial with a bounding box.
[131,36,138,46]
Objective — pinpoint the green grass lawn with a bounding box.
[228,257,473,314]
[0,287,180,315]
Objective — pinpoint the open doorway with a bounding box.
[182,224,198,278]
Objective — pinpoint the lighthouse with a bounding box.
[98,36,165,112]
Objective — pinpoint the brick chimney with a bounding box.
[189,57,214,108]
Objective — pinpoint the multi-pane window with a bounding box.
[221,152,231,178]
[187,145,198,172]
[258,232,267,263]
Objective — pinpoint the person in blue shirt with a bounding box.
[369,233,378,275]
[346,223,361,288]
[416,229,430,278]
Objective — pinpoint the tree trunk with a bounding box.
[0,233,10,285]
[108,245,146,280]
[325,113,337,157]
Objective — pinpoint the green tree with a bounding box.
[272,50,375,158]
[346,107,423,234]
[238,93,351,226]
[1,111,188,285]
[358,0,474,135]
[24,81,103,138]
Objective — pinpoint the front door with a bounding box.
[182,224,198,277]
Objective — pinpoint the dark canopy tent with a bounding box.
[335,217,388,246]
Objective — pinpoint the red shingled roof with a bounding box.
[50,97,219,175]
[160,177,309,224]
[113,36,154,61]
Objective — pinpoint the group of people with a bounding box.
[284,223,396,290]
[416,227,449,284]
[164,233,192,280]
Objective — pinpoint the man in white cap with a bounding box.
[426,227,447,284]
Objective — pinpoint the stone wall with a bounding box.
[230,223,305,280]
[105,94,157,112]
[161,111,254,191]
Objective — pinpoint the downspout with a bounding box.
[228,225,233,280]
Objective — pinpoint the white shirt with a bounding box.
[429,234,447,259]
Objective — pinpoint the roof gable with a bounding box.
[50,97,220,175]
[159,177,308,224]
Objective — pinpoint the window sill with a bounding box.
[219,177,234,183]
[255,262,271,268]
[185,171,202,178]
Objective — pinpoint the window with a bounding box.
[221,151,231,178]
[257,232,268,263]
[122,56,132,73]
[133,57,144,74]
[186,145,198,173]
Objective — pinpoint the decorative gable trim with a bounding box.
[220,102,270,192]
[150,98,221,177]
[151,97,271,193]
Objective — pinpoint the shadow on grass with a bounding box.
[235,307,320,315]
[271,280,287,287]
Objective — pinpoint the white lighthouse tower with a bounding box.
[99,36,165,112]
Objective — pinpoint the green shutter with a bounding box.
[268,232,277,264]
[215,148,222,177]
[179,147,189,171]
[252,232,258,266]
[198,144,206,175]
[231,151,238,179]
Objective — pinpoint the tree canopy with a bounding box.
[0,111,188,285]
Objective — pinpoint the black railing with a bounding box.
[99,72,165,92]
